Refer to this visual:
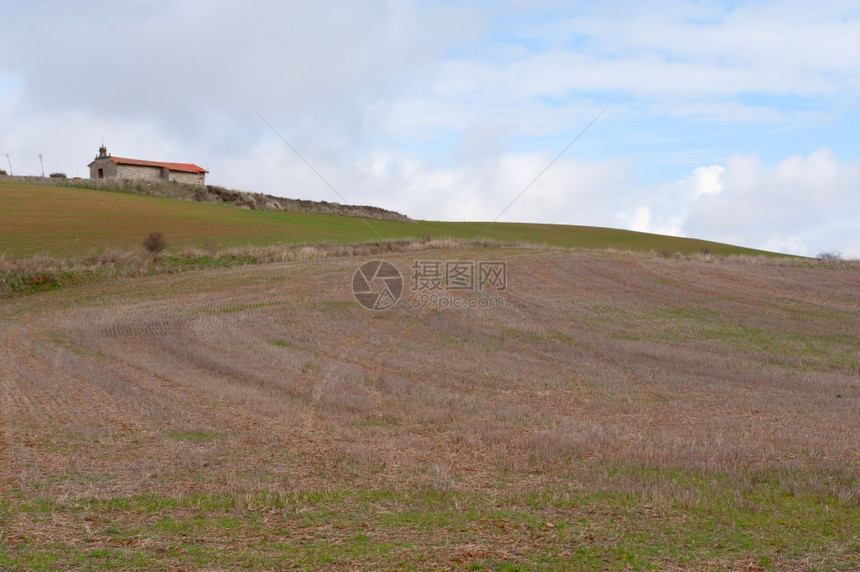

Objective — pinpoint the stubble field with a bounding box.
[1,247,858,570]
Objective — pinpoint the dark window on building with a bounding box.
[97,168,104,179]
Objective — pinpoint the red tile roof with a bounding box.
[108,156,208,174]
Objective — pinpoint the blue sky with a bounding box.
[1,0,858,256]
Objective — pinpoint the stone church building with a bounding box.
[88,145,207,185]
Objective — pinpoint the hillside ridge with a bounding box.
[0,174,410,222]
[1,179,786,260]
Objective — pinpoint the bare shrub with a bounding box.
[49,172,67,179]
[15,254,63,274]
[816,250,842,261]
[301,245,325,260]
[0,253,15,273]
[143,231,167,255]
[697,248,712,261]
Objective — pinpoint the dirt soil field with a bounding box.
[1,248,858,570]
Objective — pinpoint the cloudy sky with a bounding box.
[2,1,858,257]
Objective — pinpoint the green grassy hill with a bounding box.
[0,181,778,258]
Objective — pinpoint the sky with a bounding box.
[1,0,858,257]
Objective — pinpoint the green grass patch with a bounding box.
[591,302,859,371]
[3,468,857,570]
[706,323,858,362]
[1,272,62,296]
[1,181,777,258]
[163,429,221,443]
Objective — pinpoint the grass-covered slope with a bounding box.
[0,181,777,258]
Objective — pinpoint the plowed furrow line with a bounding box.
[0,341,15,490]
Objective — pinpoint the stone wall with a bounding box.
[0,175,409,221]
[0,174,84,185]
[115,163,164,183]
[87,160,206,185]
[168,170,206,185]
[195,185,410,220]
[89,157,118,180]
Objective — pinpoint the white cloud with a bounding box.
[556,1,860,96]
[681,149,860,256]
[628,206,651,232]
[691,166,724,196]
[2,2,859,258]
[646,101,790,125]
[0,1,484,156]
[355,150,631,224]
[612,150,859,257]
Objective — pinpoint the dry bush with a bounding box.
[427,238,462,250]
[179,245,206,259]
[295,245,323,260]
[718,253,860,269]
[816,250,842,261]
[217,244,329,264]
[142,231,167,255]
[85,249,142,267]
[0,252,16,272]
[14,254,63,274]
[695,249,712,261]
